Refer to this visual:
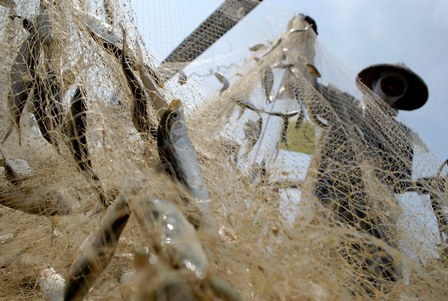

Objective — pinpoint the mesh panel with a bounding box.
[0,1,447,300]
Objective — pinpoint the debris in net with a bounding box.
[262,65,274,102]
[0,232,15,245]
[0,151,31,185]
[249,43,265,52]
[157,99,210,226]
[64,196,130,301]
[77,10,122,49]
[0,186,72,216]
[38,266,66,301]
[214,72,230,93]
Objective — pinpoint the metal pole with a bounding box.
[159,0,262,81]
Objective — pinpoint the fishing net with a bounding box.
[1,0,447,300]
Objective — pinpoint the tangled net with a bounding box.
[1,1,447,300]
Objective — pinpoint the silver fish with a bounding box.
[281,116,290,146]
[135,198,242,301]
[214,72,229,93]
[261,66,274,102]
[234,98,300,118]
[178,70,187,85]
[66,87,91,174]
[157,99,210,226]
[64,196,130,301]
[3,17,42,143]
[32,68,64,148]
[249,43,265,52]
[243,117,262,156]
[138,198,209,278]
[134,42,167,113]
[121,28,155,140]
[66,86,110,208]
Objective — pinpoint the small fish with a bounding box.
[32,68,64,148]
[233,98,300,118]
[137,198,209,277]
[249,43,265,52]
[80,10,122,58]
[243,117,262,155]
[305,63,321,78]
[64,196,130,301]
[214,72,229,93]
[66,87,90,173]
[157,99,210,224]
[178,70,187,85]
[261,66,274,102]
[294,105,305,129]
[66,86,109,208]
[135,198,243,300]
[3,17,42,143]
[121,28,155,140]
[281,116,290,146]
[134,41,167,113]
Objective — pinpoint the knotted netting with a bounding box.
[0,1,447,300]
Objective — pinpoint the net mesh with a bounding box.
[1,1,447,300]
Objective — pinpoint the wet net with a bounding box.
[1,1,447,300]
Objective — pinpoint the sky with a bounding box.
[131,0,448,165]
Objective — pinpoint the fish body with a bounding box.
[157,99,210,221]
[64,196,130,301]
[66,87,91,173]
[281,116,290,146]
[32,68,64,147]
[214,72,229,94]
[38,267,66,301]
[234,98,300,118]
[140,198,209,277]
[4,18,42,143]
[66,87,109,207]
[261,66,274,102]
[135,198,242,300]
[121,29,154,140]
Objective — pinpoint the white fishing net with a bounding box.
[1,1,447,300]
